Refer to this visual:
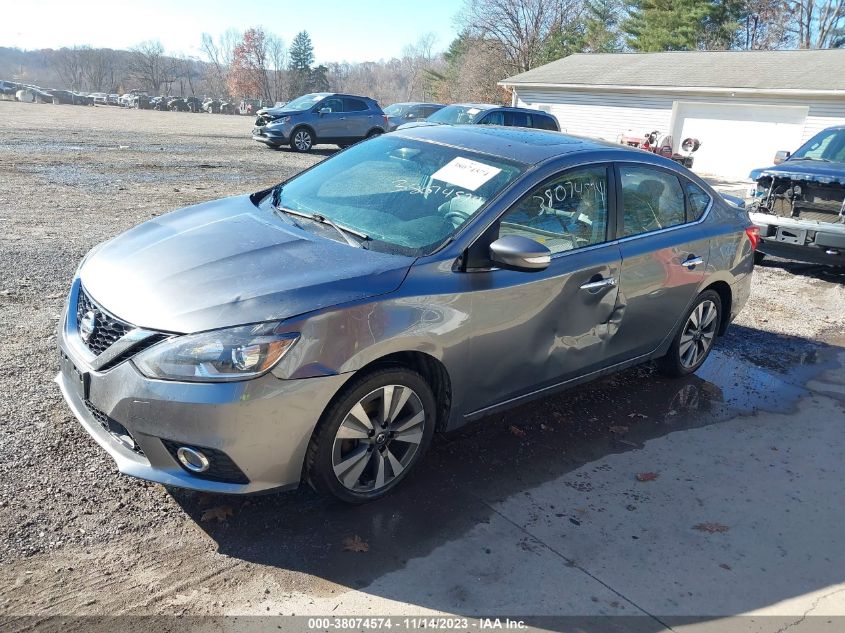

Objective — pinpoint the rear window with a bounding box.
[534,114,559,131]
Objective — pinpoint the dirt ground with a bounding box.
[1,101,845,631]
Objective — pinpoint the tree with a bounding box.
[737,0,793,49]
[432,32,510,103]
[624,0,740,51]
[288,30,315,97]
[787,0,845,48]
[129,40,177,94]
[200,29,239,97]
[583,0,625,52]
[460,0,584,74]
[228,27,271,100]
[50,46,87,90]
[81,48,118,91]
[267,34,288,102]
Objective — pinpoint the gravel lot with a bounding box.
[1,101,844,623]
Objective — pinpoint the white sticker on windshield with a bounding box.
[431,157,502,191]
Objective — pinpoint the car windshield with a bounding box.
[284,93,330,111]
[268,135,526,256]
[384,104,409,116]
[427,105,491,125]
[791,129,845,163]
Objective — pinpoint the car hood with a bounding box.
[257,106,304,118]
[79,194,413,333]
[749,159,845,185]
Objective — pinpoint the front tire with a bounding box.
[754,251,765,265]
[658,290,722,377]
[306,367,436,503]
[290,127,314,152]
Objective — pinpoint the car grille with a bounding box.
[76,287,132,355]
[84,400,145,455]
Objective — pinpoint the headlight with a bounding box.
[133,323,298,382]
[267,116,291,126]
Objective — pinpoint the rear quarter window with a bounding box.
[684,181,711,221]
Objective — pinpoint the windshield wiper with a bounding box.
[799,157,831,162]
[274,203,369,248]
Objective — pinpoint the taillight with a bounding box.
[745,226,760,250]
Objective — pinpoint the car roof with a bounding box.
[393,124,657,166]
[449,103,498,110]
[495,106,554,116]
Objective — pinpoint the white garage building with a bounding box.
[499,49,845,180]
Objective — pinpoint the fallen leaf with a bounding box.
[636,472,659,482]
[694,522,730,534]
[201,505,234,523]
[719,563,732,571]
[509,425,526,437]
[342,535,369,552]
[609,425,629,434]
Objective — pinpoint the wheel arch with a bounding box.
[291,123,317,142]
[701,279,732,336]
[352,351,452,433]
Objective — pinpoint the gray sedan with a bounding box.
[57,126,756,503]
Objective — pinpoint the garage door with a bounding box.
[672,102,807,180]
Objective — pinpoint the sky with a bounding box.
[0,0,462,63]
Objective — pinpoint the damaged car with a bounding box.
[748,125,845,267]
[57,126,754,503]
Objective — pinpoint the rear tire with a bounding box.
[658,290,722,378]
[754,251,765,265]
[305,367,436,504]
[366,128,383,139]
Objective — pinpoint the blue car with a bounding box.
[748,125,845,267]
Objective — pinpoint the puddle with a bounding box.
[170,322,841,592]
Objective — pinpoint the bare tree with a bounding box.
[401,32,437,100]
[200,29,239,97]
[50,46,87,90]
[266,34,288,103]
[129,40,177,94]
[81,47,118,91]
[459,0,583,74]
[787,0,845,48]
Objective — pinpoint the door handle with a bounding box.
[681,256,704,269]
[580,277,617,291]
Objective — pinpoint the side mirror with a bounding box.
[489,235,551,272]
[319,107,331,114]
[406,112,416,118]
[774,150,790,164]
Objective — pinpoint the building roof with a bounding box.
[500,49,845,93]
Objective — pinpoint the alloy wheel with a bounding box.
[331,385,426,493]
[679,299,718,368]
[294,130,312,151]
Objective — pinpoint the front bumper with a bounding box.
[57,283,351,494]
[252,125,289,146]
[750,211,845,266]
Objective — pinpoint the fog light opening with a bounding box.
[176,446,210,473]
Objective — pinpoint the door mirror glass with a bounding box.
[319,107,331,114]
[489,235,551,272]
[773,150,790,164]
[406,112,416,118]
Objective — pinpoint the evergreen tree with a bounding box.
[288,30,315,96]
[583,0,624,52]
[624,0,739,51]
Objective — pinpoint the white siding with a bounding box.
[515,87,845,147]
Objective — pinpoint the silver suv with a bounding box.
[252,92,388,152]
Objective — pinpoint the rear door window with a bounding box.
[535,115,558,131]
[508,112,531,128]
[343,97,368,112]
[619,165,686,237]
